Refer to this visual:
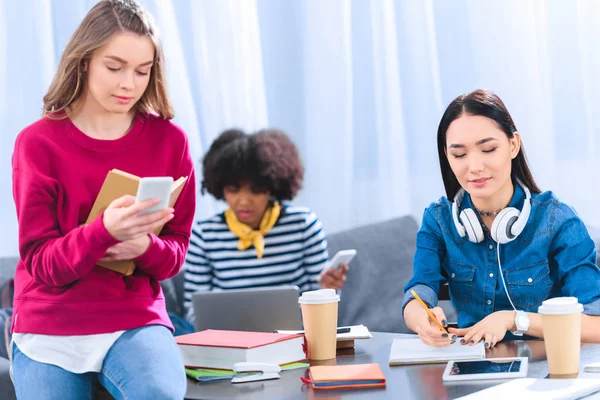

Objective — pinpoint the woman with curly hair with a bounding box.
[183,128,347,324]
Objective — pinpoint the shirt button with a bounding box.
[489,244,493,250]
[451,273,456,278]
[489,273,494,278]
[487,300,492,305]
[528,278,533,283]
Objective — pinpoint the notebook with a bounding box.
[175,329,306,370]
[86,169,188,275]
[389,338,485,365]
[456,378,600,400]
[585,361,600,372]
[275,325,373,341]
[306,363,386,390]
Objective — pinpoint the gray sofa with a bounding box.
[1,216,599,399]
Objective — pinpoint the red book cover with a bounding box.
[175,329,304,349]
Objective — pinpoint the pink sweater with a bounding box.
[11,114,196,335]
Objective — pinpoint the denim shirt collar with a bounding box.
[462,181,526,214]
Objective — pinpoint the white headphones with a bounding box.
[451,180,531,244]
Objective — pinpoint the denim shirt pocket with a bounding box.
[504,261,553,310]
[447,260,476,303]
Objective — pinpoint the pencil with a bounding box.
[410,289,448,334]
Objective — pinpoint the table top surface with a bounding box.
[185,332,600,400]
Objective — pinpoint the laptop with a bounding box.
[191,286,303,332]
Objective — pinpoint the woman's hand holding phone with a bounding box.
[102,195,174,242]
[319,264,348,290]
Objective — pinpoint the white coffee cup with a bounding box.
[299,289,340,360]
[538,297,583,377]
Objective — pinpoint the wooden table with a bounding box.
[185,332,600,399]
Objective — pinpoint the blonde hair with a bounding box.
[43,0,173,119]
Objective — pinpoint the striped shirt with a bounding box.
[183,205,329,322]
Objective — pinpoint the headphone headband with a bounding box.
[452,179,531,244]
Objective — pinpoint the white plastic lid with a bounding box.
[538,297,583,315]
[298,288,340,305]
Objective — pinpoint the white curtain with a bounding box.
[1,0,600,257]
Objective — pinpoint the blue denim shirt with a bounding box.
[403,184,600,329]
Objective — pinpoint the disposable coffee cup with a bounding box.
[538,297,583,377]
[299,289,340,360]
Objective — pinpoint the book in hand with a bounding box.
[86,169,188,275]
[389,338,485,365]
[175,329,307,370]
[303,363,386,391]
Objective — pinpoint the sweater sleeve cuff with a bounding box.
[86,213,121,253]
[402,284,439,316]
[134,233,163,266]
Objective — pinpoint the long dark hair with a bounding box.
[437,89,541,199]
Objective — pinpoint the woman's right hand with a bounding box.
[102,195,174,242]
[404,300,456,348]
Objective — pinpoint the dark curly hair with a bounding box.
[201,128,304,201]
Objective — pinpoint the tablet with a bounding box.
[442,357,528,382]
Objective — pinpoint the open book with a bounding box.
[389,338,485,365]
[86,169,188,275]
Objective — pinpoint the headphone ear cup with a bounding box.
[459,208,484,243]
[491,207,520,244]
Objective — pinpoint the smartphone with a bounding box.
[135,177,173,215]
[323,249,357,272]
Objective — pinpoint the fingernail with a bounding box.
[450,339,456,344]
[485,342,489,348]
[452,335,457,340]
[460,339,465,344]
[441,320,448,327]
[441,333,448,338]
[470,340,474,344]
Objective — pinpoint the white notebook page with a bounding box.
[389,338,485,364]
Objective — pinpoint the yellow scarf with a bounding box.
[224,202,281,259]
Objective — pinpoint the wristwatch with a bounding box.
[512,310,530,336]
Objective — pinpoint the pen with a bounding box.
[410,289,448,334]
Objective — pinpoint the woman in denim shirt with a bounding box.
[403,89,600,349]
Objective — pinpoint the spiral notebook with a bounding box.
[389,338,485,365]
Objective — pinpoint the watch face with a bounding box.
[517,314,530,329]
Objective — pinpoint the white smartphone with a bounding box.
[323,249,357,272]
[442,357,528,382]
[135,177,173,215]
